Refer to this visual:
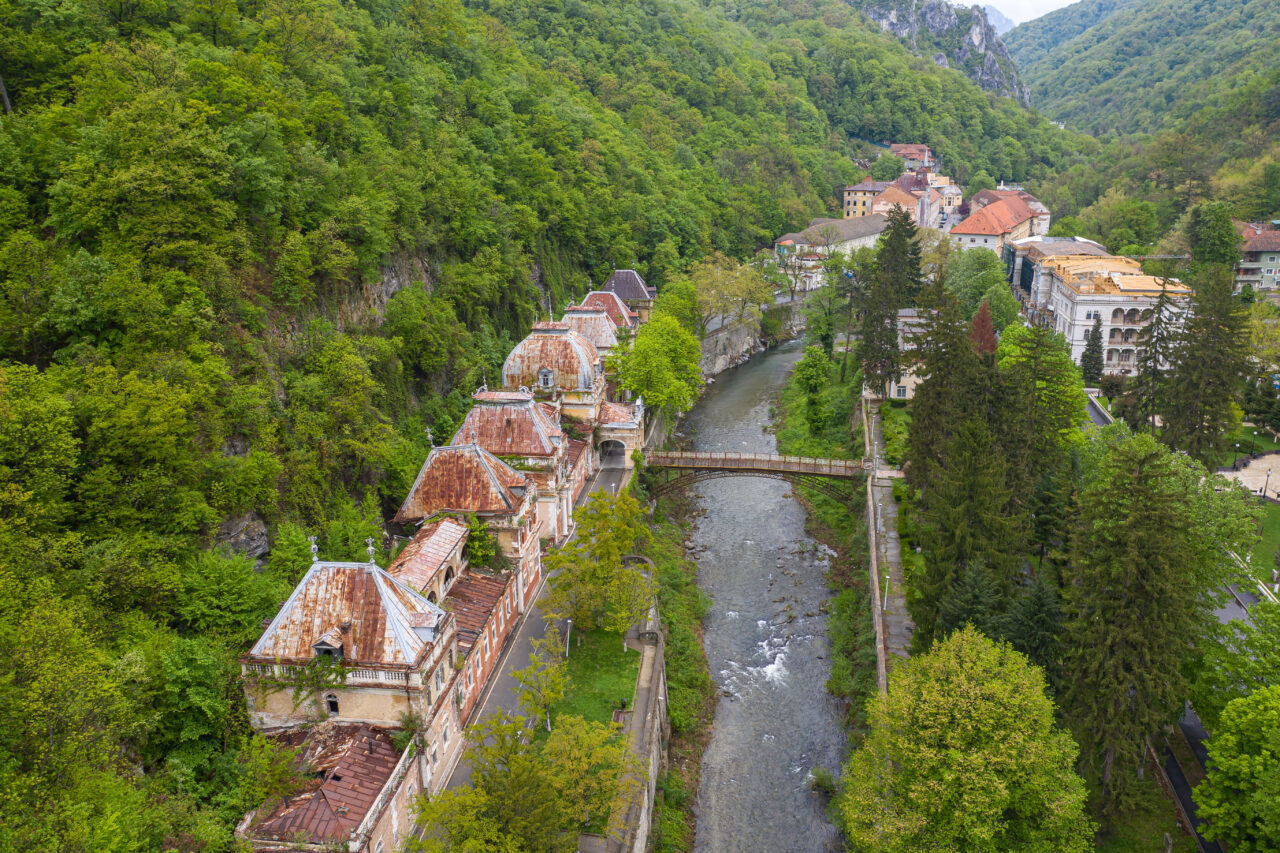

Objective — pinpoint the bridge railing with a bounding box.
[646,450,864,477]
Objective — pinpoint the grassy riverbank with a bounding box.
[643,519,715,853]
[773,352,878,739]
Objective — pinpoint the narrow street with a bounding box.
[442,460,630,789]
[867,400,913,663]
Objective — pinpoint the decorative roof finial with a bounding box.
[308,535,319,563]
[470,428,478,445]
[366,536,377,564]
[426,426,434,447]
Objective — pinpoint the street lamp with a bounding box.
[1253,429,1258,455]
[1266,468,1273,499]
[565,619,572,657]
[1234,443,1241,468]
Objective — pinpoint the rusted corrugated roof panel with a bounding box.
[446,572,512,652]
[251,724,400,844]
[566,438,587,467]
[599,400,638,425]
[561,307,619,351]
[501,325,601,392]
[603,269,651,302]
[248,562,446,667]
[389,518,468,590]
[580,291,635,328]
[394,444,530,523]
[449,391,563,457]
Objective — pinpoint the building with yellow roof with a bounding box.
[1047,268,1190,375]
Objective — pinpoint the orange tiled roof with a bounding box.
[874,185,918,208]
[580,291,636,328]
[951,196,1035,236]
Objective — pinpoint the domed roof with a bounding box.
[501,322,601,392]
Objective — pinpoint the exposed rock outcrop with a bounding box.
[856,1,1030,106]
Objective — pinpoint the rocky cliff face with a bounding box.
[856,1,1030,106]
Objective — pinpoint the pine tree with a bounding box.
[912,417,1026,652]
[877,204,923,304]
[1062,431,1231,813]
[1162,266,1249,465]
[970,301,997,354]
[1001,575,1063,685]
[936,563,1007,642]
[905,281,992,493]
[1081,317,1104,385]
[1126,283,1179,435]
[858,275,899,398]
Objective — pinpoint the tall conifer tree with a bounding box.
[877,204,923,304]
[1081,317,1104,385]
[1162,266,1249,464]
[912,417,1025,651]
[1125,283,1180,435]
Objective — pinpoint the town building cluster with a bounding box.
[1235,220,1280,295]
[1005,236,1190,373]
[233,272,652,852]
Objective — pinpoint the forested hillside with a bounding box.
[1006,0,1280,137]
[0,0,1093,845]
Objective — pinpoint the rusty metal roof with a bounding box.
[449,391,563,457]
[393,444,530,524]
[248,561,447,667]
[603,269,653,301]
[561,307,619,351]
[952,196,1035,236]
[249,723,400,844]
[388,518,468,591]
[566,437,588,467]
[599,400,639,425]
[501,324,601,392]
[446,571,512,653]
[579,291,636,328]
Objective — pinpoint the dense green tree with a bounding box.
[969,300,997,354]
[877,205,924,304]
[936,564,1006,641]
[912,418,1025,651]
[981,282,1020,332]
[652,279,700,337]
[944,248,1005,317]
[839,627,1094,851]
[1191,600,1280,731]
[858,276,899,400]
[1081,316,1104,385]
[996,324,1087,503]
[905,281,990,491]
[1063,428,1255,813]
[1124,284,1181,435]
[1188,202,1243,266]
[870,153,905,180]
[1194,684,1280,853]
[966,169,997,194]
[1001,574,1064,683]
[1162,266,1249,464]
[616,314,702,417]
[512,628,569,732]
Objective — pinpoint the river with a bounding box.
[685,340,845,852]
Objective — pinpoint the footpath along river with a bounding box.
[686,340,845,852]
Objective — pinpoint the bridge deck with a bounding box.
[646,450,865,478]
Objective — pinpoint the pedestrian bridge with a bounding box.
[645,451,868,501]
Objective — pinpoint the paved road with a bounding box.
[867,401,913,663]
[443,463,630,789]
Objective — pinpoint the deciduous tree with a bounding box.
[1195,685,1280,853]
[839,627,1093,852]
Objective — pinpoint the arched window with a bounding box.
[1109,328,1122,342]
[324,693,339,716]
[1125,308,1140,324]
[1111,308,1125,324]
[444,567,455,587]
[427,591,437,604]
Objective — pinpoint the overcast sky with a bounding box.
[990,0,1081,25]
